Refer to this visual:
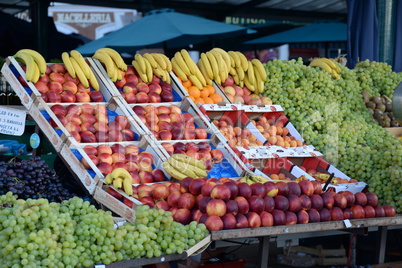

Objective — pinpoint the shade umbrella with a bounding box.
[346,0,379,69]
[244,22,347,45]
[75,9,254,56]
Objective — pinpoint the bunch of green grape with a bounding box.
[0,194,209,268]
[261,58,402,211]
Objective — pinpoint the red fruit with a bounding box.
[248,195,265,214]
[351,204,365,219]
[206,199,226,217]
[263,196,275,213]
[274,195,289,211]
[287,195,301,212]
[297,210,309,224]
[260,211,274,227]
[246,212,262,228]
[365,192,379,207]
[319,208,331,222]
[354,192,368,207]
[383,205,396,217]
[221,214,237,230]
[271,209,286,226]
[250,182,267,198]
[177,193,196,210]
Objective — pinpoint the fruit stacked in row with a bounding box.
[133,104,208,141]
[251,115,304,147]
[132,52,172,83]
[0,156,77,202]
[171,49,208,90]
[260,58,402,210]
[0,193,209,267]
[309,57,341,80]
[184,83,223,104]
[197,48,232,86]
[161,141,224,167]
[50,103,136,143]
[162,154,209,181]
[221,79,272,105]
[362,90,398,127]
[92,48,128,82]
[82,143,166,183]
[212,120,263,147]
[13,48,47,83]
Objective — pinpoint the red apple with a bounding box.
[383,205,396,217]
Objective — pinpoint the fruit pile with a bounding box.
[213,120,263,147]
[0,156,77,202]
[162,154,209,181]
[261,58,402,211]
[361,90,398,127]
[161,141,223,165]
[0,193,209,267]
[123,176,396,232]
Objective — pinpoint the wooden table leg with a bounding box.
[258,236,270,268]
[375,226,388,264]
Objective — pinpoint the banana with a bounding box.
[210,50,224,74]
[132,60,149,82]
[212,48,231,72]
[168,157,198,178]
[309,59,333,74]
[123,177,133,196]
[164,70,171,84]
[93,51,117,80]
[236,65,245,81]
[113,177,123,189]
[171,57,188,82]
[152,53,167,70]
[18,49,47,77]
[174,51,191,75]
[188,74,203,90]
[205,51,219,80]
[70,57,89,88]
[246,61,255,85]
[197,59,213,86]
[97,48,127,71]
[163,161,188,181]
[236,51,248,71]
[319,57,342,74]
[61,52,76,78]
[171,154,207,171]
[70,50,91,79]
[153,66,168,81]
[246,177,254,185]
[88,68,100,90]
[14,51,37,82]
[111,65,119,82]
[250,175,269,183]
[111,168,131,180]
[228,51,241,68]
[143,57,153,82]
[134,54,147,74]
[180,49,198,75]
[104,173,114,184]
[244,74,255,92]
[199,53,213,79]
[332,69,341,80]
[143,53,159,69]
[251,59,267,81]
[256,79,264,95]
[158,54,172,72]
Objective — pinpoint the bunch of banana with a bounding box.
[225,50,249,87]
[137,53,172,83]
[239,173,270,185]
[61,50,100,90]
[163,154,208,181]
[92,48,127,83]
[104,168,133,196]
[13,49,47,83]
[309,57,341,80]
[197,48,232,86]
[171,49,207,89]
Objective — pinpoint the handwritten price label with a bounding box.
[0,106,26,136]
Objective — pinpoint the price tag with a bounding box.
[0,106,26,136]
[343,219,352,228]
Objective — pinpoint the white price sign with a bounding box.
[0,106,26,136]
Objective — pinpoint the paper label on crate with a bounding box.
[0,106,26,136]
[292,145,323,157]
[200,103,241,111]
[242,104,283,112]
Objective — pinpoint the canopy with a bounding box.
[245,22,347,44]
[76,9,254,56]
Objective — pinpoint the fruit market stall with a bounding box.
[1,47,402,268]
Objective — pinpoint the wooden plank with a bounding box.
[210,216,402,240]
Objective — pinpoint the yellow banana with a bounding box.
[188,74,203,89]
[113,177,123,189]
[205,51,219,80]
[236,51,248,71]
[256,79,264,95]
[309,59,333,74]
[153,66,168,81]
[236,65,245,81]
[228,51,241,68]
[180,49,198,75]
[174,51,191,75]
[246,61,255,85]
[163,161,188,181]
[123,177,133,196]
[111,65,119,82]
[93,51,116,80]
[134,54,147,74]
[70,50,91,79]
[70,57,89,88]
[197,59,213,86]
[244,74,255,92]
[320,58,342,74]
[212,48,231,71]
[171,57,188,82]
[231,69,240,85]
[164,70,171,84]
[332,69,341,80]
[199,53,213,79]
[143,57,153,82]
[97,48,127,71]
[14,51,37,82]
[152,53,167,70]
[61,52,76,78]
[171,154,206,171]
[104,173,114,184]
[31,61,40,83]
[168,157,198,178]
[143,53,159,69]
[159,54,172,72]
[132,60,149,82]
[251,59,267,81]
[250,175,269,183]
[88,68,100,91]
[19,49,47,77]
[111,168,131,180]
[210,50,224,74]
